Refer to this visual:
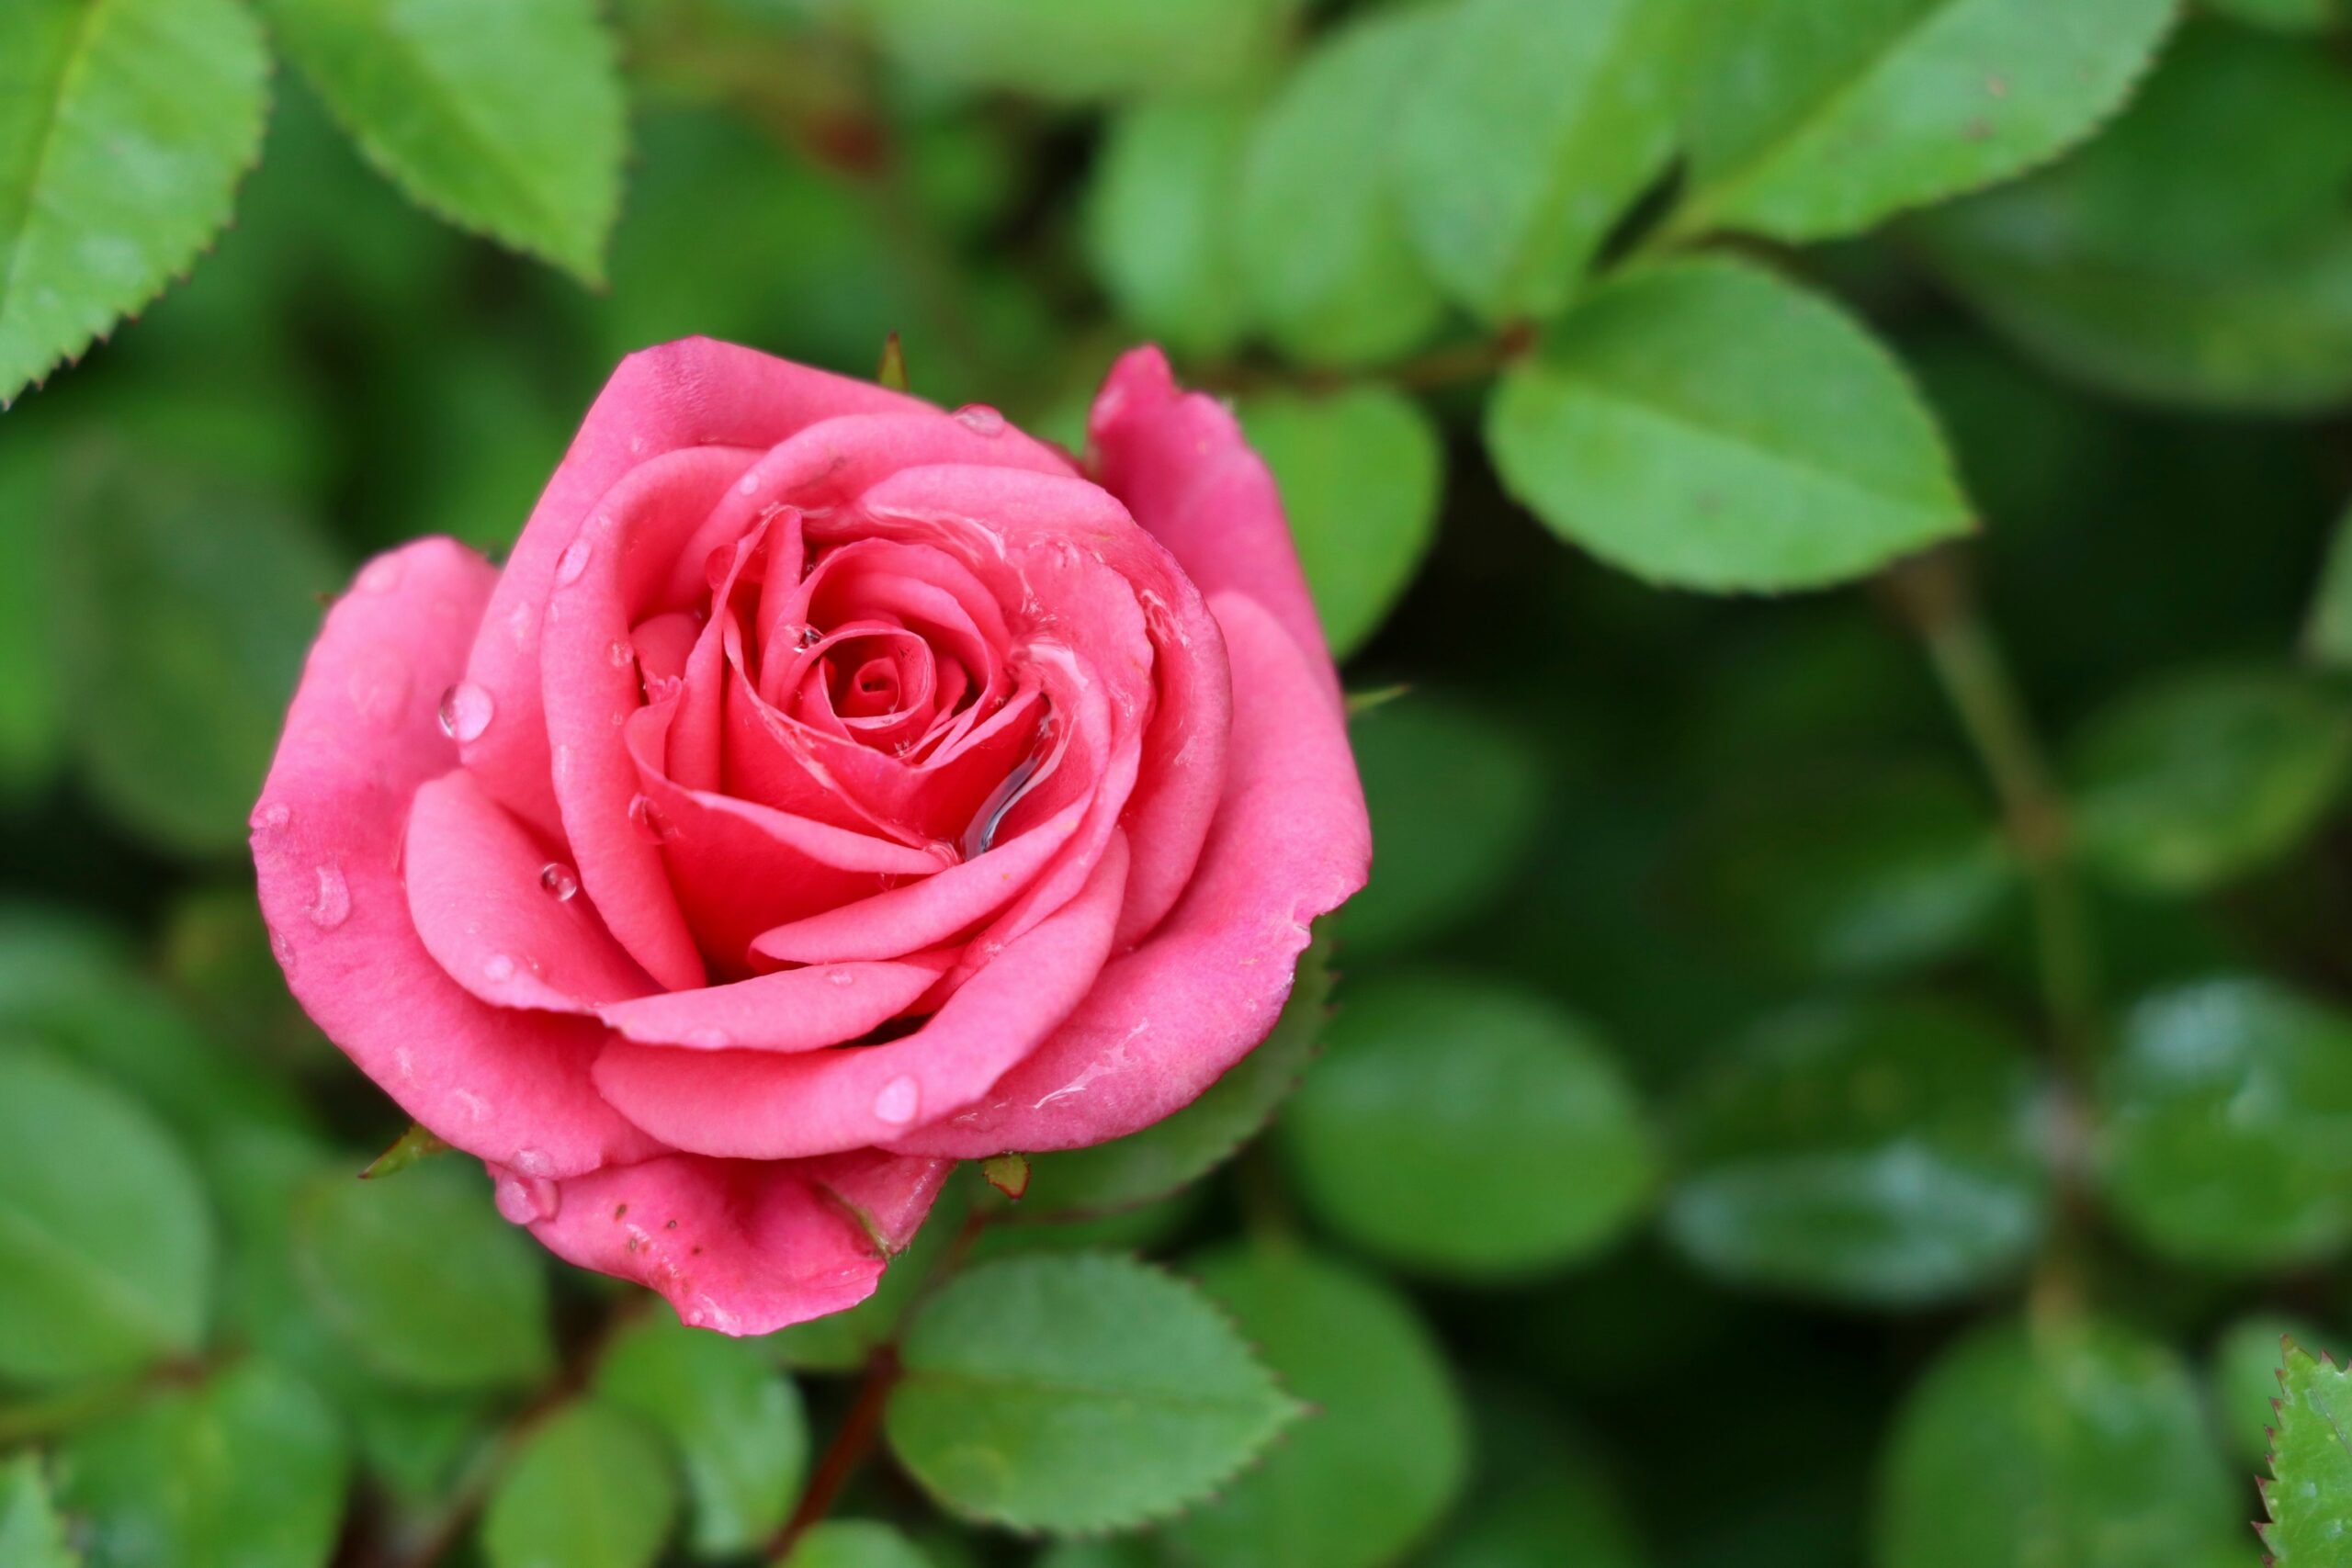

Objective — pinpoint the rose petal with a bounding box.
[252,538,662,1179]
[596,952,953,1051]
[594,834,1131,1159]
[890,592,1369,1155]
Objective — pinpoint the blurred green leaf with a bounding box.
[56,1360,347,1568]
[49,450,342,857]
[0,1454,77,1568]
[1916,23,2352,412]
[1488,257,1972,592]
[0,0,268,401]
[292,1158,554,1392]
[2212,1313,2325,1465]
[1169,1247,1468,1568]
[2099,977,2352,1269]
[594,1314,808,1559]
[2065,668,2352,897]
[1675,0,2176,243]
[0,446,63,795]
[481,1403,678,1568]
[2262,1339,2352,1564]
[1281,973,1655,1278]
[1393,0,1687,323]
[2306,501,2352,671]
[258,0,625,283]
[1086,94,1258,360]
[1034,1542,1156,1568]
[0,1043,211,1384]
[861,0,1294,101]
[1665,999,2048,1305]
[1020,939,1329,1220]
[1691,763,2014,978]
[1236,5,1450,367]
[886,1251,1299,1533]
[1877,1318,2241,1568]
[1340,696,1546,957]
[1426,1390,1644,1568]
[780,1520,937,1568]
[2210,0,2340,29]
[1238,386,1442,660]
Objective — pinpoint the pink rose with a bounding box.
[251,340,1369,1334]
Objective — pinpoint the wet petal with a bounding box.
[597,952,952,1051]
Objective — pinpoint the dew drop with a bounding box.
[494,1173,561,1224]
[628,794,670,842]
[538,863,579,901]
[483,953,517,983]
[826,967,856,987]
[555,537,594,585]
[437,682,494,742]
[356,556,404,593]
[873,1075,921,1124]
[253,802,291,832]
[737,470,763,496]
[607,638,634,669]
[270,929,298,969]
[953,404,1007,436]
[305,863,351,930]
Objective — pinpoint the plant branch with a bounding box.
[768,1346,902,1559]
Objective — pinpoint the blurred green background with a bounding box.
[9,0,2352,1564]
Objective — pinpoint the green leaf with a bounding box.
[1487,256,1972,592]
[2213,1314,2326,1465]
[2210,0,2340,30]
[481,1403,678,1568]
[1280,973,1656,1278]
[256,0,625,283]
[1914,23,2352,412]
[1340,695,1546,958]
[778,1520,936,1568]
[1392,0,1689,322]
[49,448,343,856]
[886,1251,1299,1533]
[1424,1390,1644,1568]
[2263,1339,2352,1564]
[2065,668,2352,897]
[1238,387,1442,660]
[1236,5,1450,367]
[2304,501,2352,671]
[359,1122,451,1180]
[0,1455,77,1568]
[292,1157,554,1391]
[1169,1247,1468,1568]
[0,0,268,400]
[1691,763,2015,978]
[593,1314,808,1559]
[2098,977,2352,1269]
[56,1360,348,1568]
[1673,0,2177,243]
[0,446,63,795]
[862,0,1294,101]
[1019,940,1329,1220]
[1664,999,2049,1305]
[1877,1318,2241,1568]
[0,1043,211,1384]
[1086,94,1258,360]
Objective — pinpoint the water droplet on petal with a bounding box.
[538,863,579,901]
[953,404,1006,436]
[737,470,763,496]
[628,794,670,842]
[555,538,594,585]
[357,556,404,593]
[270,929,297,969]
[494,1172,561,1224]
[607,638,634,668]
[305,863,351,929]
[874,1075,921,1124]
[437,682,493,742]
[253,802,291,831]
[483,953,516,983]
[826,968,855,987]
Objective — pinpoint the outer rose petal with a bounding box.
[890,593,1370,1156]
[511,1151,952,1336]
[251,539,662,1179]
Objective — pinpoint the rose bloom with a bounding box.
[251,339,1369,1333]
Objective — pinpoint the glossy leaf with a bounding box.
[779,1520,936,1568]
[593,1314,807,1559]
[1674,0,2177,243]
[257,0,625,283]
[863,0,1292,101]
[1086,95,1257,360]
[56,1360,347,1568]
[1877,1319,2241,1568]
[480,1403,678,1568]
[2099,978,2352,1269]
[2065,669,2352,897]
[1488,257,1971,592]
[292,1157,554,1391]
[2304,501,2352,671]
[1238,387,1442,660]
[1915,24,2352,412]
[1665,1000,2049,1304]
[0,1044,211,1383]
[2263,1340,2352,1564]
[1020,940,1330,1219]
[886,1252,1299,1532]
[1169,1247,1469,1568]
[0,0,268,401]
[1236,6,1449,367]
[1280,973,1656,1277]
[0,1455,76,1568]
[1394,0,1688,321]
[2213,1314,2325,1465]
